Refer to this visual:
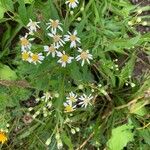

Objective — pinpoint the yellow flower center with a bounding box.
[64,106,74,112]
[0,132,7,144]
[69,0,75,3]
[53,35,61,42]
[80,51,88,59]
[70,35,77,41]
[51,20,59,28]
[20,38,29,46]
[22,52,29,60]
[49,46,56,52]
[32,54,39,62]
[61,55,69,62]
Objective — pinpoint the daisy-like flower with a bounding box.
[30,52,45,64]
[64,102,76,113]
[0,131,7,144]
[65,0,79,9]
[21,50,31,62]
[46,19,63,34]
[78,94,93,108]
[48,33,65,48]
[57,51,74,67]
[41,92,52,102]
[66,92,78,104]
[64,30,80,48]
[20,34,34,51]
[76,48,93,66]
[44,44,58,57]
[27,19,40,34]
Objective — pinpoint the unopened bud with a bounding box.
[45,137,51,146]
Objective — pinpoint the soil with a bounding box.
[130,0,150,6]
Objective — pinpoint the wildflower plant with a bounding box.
[0,0,150,150]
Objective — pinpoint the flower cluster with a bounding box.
[20,19,45,64]
[20,19,93,67]
[64,92,93,113]
[28,92,53,118]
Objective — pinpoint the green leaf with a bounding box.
[61,132,73,150]
[107,124,134,150]
[18,0,28,25]
[138,128,150,145]
[0,2,6,19]
[1,0,14,12]
[129,101,148,116]
[119,54,136,87]
[0,64,17,80]
[24,0,34,4]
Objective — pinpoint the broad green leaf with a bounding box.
[1,0,14,12]
[107,124,134,150]
[0,64,17,80]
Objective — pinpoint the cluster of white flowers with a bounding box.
[20,19,45,64]
[28,92,53,118]
[45,19,93,67]
[20,19,93,67]
[64,91,93,113]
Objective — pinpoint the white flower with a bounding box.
[57,51,74,67]
[20,34,34,51]
[66,92,78,104]
[41,92,52,102]
[48,33,65,48]
[64,102,76,113]
[78,94,93,108]
[65,0,79,9]
[76,48,93,66]
[64,30,80,48]
[21,50,31,62]
[27,19,40,34]
[44,44,58,57]
[30,52,45,64]
[46,19,63,34]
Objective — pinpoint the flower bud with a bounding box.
[136,17,142,23]
[137,9,142,14]
[78,84,84,89]
[71,128,76,134]
[142,21,147,26]
[57,139,63,149]
[45,137,51,146]
[80,7,84,11]
[55,133,60,140]
[70,11,74,15]
[128,21,133,26]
